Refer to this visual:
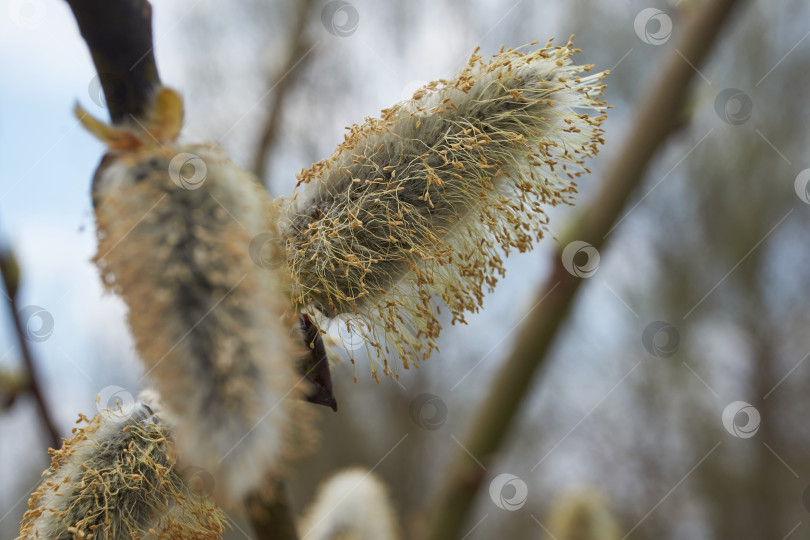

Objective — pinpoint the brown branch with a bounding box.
[0,249,61,450]
[245,477,301,540]
[65,0,161,124]
[251,0,317,187]
[425,0,748,538]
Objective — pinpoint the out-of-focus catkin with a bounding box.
[283,38,608,378]
[546,489,621,540]
[17,398,226,540]
[79,88,303,504]
[298,468,401,540]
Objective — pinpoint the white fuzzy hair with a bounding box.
[83,89,304,505]
[298,468,401,540]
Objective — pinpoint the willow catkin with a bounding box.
[283,38,608,379]
[79,89,303,504]
[17,397,226,540]
[298,468,401,540]
[546,489,621,540]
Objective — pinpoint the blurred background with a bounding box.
[1,0,809,538]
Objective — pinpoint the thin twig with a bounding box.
[251,0,317,187]
[425,0,748,538]
[0,249,61,449]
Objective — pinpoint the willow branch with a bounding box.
[0,249,60,449]
[65,3,307,537]
[426,0,747,538]
[251,0,317,187]
[65,0,161,124]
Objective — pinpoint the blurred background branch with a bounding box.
[251,0,317,188]
[426,0,748,537]
[0,247,60,450]
[245,478,300,540]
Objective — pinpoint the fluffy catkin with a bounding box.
[17,399,226,540]
[80,89,303,504]
[298,468,401,540]
[283,38,608,378]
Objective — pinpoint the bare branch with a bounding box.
[425,0,748,538]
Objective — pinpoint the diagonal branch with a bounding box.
[425,0,748,538]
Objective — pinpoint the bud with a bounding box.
[0,247,20,298]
